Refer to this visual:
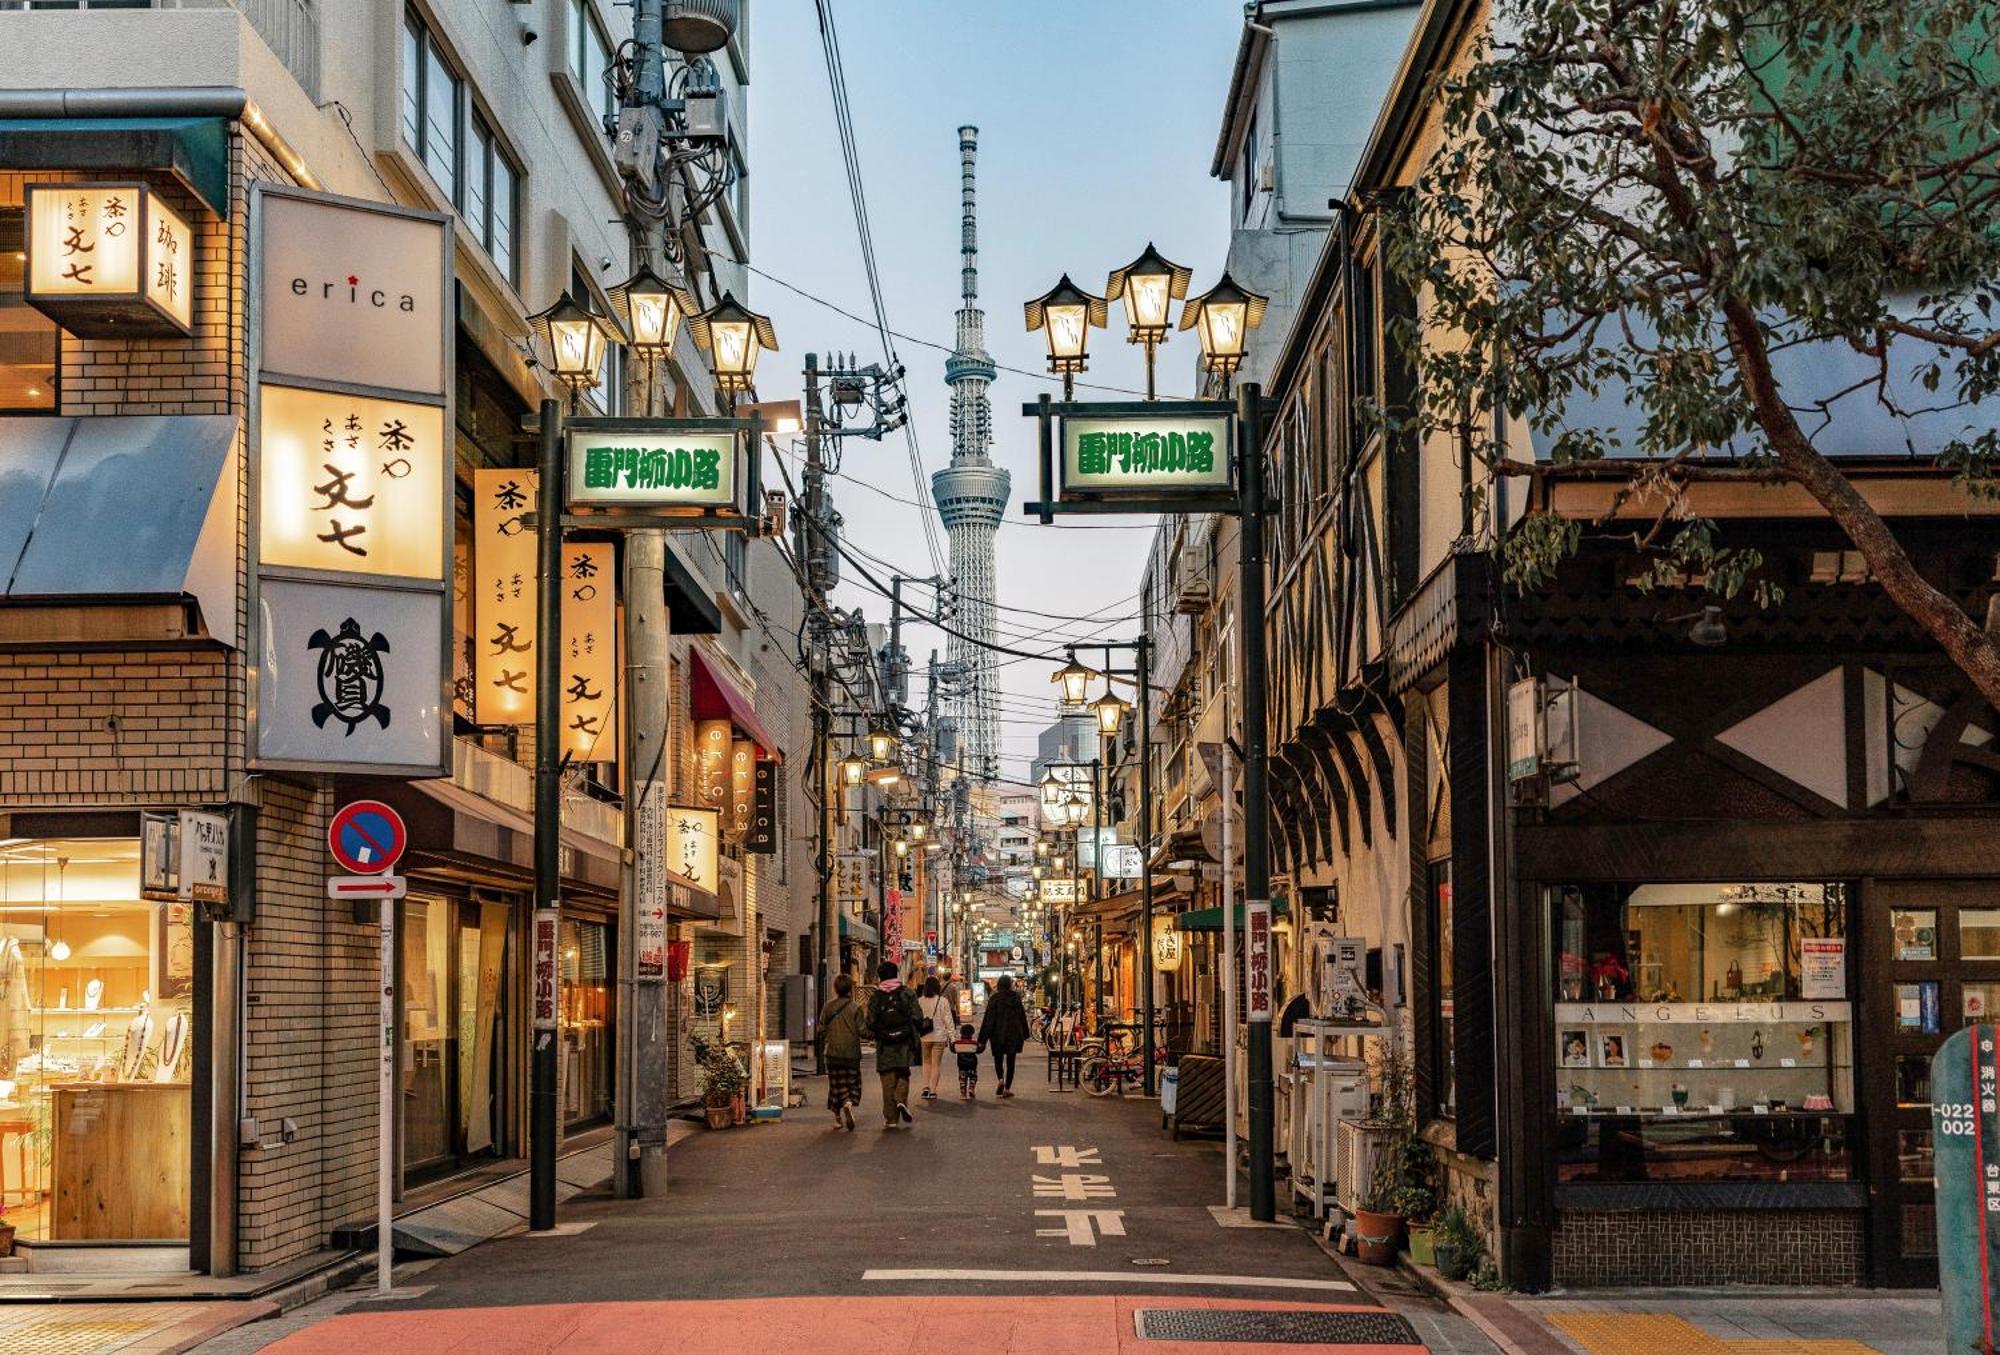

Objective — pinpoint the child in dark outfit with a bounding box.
[951,1023,980,1099]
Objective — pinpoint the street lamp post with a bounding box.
[1105,244,1191,401]
[1024,275,1106,402]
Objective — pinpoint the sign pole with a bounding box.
[530,396,563,1233]
[376,895,395,1293]
[1221,658,1237,1211]
[1138,637,1156,1097]
[1238,382,1277,1222]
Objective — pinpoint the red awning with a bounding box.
[689,648,783,760]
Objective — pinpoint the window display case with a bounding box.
[1550,881,1854,1182]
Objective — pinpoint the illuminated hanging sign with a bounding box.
[1152,915,1185,973]
[728,738,757,842]
[258,384,446,578]
[696,719,732,820]
[473,468,538,725]
[566,426,739,510]
[668,806,721,895]
[836,851,869,905]
[25,182,194,337]
[1041,878,1078,905]
[561,543,617,760]
[250,186,452,777]
[1061,411,1233,498]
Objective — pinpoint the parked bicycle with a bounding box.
[1076,1037,1166,1097]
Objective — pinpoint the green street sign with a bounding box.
[1931,1024,2000,1351]
[1061,411,1233,498]
[566,426,737,510]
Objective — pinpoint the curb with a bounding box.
[1390,1257,1571,1355]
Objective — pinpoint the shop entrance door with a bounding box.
[1862,880,2000,1286]
[402,895,511,1182]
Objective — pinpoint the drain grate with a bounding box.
[1134,1308,1421,1345]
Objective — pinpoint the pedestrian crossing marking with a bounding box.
[1032,1173,1116,1200]
[1035,1208,1126,1245]
[1032,1145,1101,1166]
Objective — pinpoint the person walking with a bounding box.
[976,972,1030,1097]
[867,961,923,1128]
[917,976,954,1101]
[817,973,868,1131]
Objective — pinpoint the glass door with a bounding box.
[1863,881,2000,1286]
[401,894,511,1182]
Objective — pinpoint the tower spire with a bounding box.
[932,125,1009,782]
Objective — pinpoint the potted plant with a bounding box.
[0,1202,14,1258]
[694,1037,746,1130]
[1351,1043,1427,1267]
[1432,1203,1481,1282]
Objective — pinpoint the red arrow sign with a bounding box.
[327,874,408,900]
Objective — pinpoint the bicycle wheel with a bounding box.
[1079,1054,1118,1097]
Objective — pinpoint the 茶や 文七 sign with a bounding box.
[567,427,737,510]
[1061,412,1233,498]
[25,182,194,337]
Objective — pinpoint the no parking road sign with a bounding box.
[329,800,407,875]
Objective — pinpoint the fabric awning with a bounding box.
[1177,897,1290,931]
[689,647,782,759]
[0,414,241,646]
[839,913,879,944]
[0,116,230,216]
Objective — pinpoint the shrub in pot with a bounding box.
[694,1037,747,1130]
[1432,1203,1481,1282]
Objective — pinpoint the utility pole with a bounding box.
[1239,382,1276,1222]
[531,396,562,1232]
[801,354,836,1070]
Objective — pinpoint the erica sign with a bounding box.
[1061,411,1233,497]
[25,182,194,336]
[566,426,738,510]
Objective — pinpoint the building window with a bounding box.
[1429,860,1455,1118]
[1551,881,1854,1183]
[0,209,57,411]
[571,0,615,126]
[402,12,520,284]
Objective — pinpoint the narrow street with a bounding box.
[206,1068,1492,1354]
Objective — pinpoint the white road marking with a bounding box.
[1032,1145,1102,1166]
[1032,1173,1117,1200]
[862,1268,1357,1293]
[1034,1208,1127,1245]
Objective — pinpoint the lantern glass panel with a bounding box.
[1045,304,1089,361]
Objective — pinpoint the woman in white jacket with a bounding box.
[917,976,955,1101]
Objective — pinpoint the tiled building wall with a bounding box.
[0,651,232,803]
[1552,1208,1866,1287]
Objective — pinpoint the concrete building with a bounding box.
[0,0,811,1281]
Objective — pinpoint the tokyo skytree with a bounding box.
[931,126,1009,783]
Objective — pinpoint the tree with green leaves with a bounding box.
[1385,0,2000,708]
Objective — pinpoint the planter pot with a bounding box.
[1351,1208,1404,1266]
[1407,1224,1436,1268]
[1435,1239,1476,1282]
[0,1224,14,1257]
[704,1104,733,1130]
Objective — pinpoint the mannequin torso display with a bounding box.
[153,1011,188,1082]
[120,1011,154,1082]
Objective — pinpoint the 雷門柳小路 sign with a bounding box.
[1061,411,1233,498]
[566,428,738,510]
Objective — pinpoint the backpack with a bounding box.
[872,988,916,1045]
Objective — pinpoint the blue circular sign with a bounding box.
[328,799,406,875]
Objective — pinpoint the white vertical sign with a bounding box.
[635,785,668,980]
[533,909,560,1031]
[377,900,395,1294]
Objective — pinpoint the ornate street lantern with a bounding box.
[691,290,778,396]
[868,724,900,764]
[608,263,697,359]
[1180,271,1269,387]
[528,292,621,394]
[1040,769,1066,808]
[1052,654,1096,706]
[1105,243,1191,399]
[1091,689,1131,737]
[839,753,868,787]
[1024,274,1107,399]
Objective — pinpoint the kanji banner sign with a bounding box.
[473,468,538,725]
[560,543,616,761]
[1246,899,1273,1022]
[566,427,737,510]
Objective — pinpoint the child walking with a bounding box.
[951,1023,981,1099]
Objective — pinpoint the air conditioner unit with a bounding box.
[1174,552,1211,614]
[1335,1118,1393,1216]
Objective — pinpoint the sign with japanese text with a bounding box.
[560,543,616,761]
[668,806,720,896]
[566,427,737,510]
[1801,937,1846,1000]
[836,852,869,906]
[1931,1025,2000,1350]
[177,810,228,906]
[473,468,538,725]
[258,384,445,579]
[884,886,903,955]
[1152,915,1185,973]
[252,187,451,776]
[25,182,194,336]
[1041,878,1078,904]
[747,758,778,854]
[257,190,449,397]
[1061,411,1233,498]
[255,578,446,771]
[1246,899,1273,1022]
[532,908,559,1031]
[634,784,668,979]
[1102,844,1143,880]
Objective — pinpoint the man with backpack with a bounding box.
[867,960,924,1128]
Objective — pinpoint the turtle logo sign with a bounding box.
[309,617,391,736]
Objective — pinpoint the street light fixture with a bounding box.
[1039,768,1066,808]
[527,292,620,396]
[868,724,900,764]
[1023,274,1107,401]
[1179,271,1269,390]
[690,290,778,396]
[1105,243,1191,400]
[864,764,902,788]
[1090,688,1132,738]
[607,263,696,361]
[1052,653,1096,706]
[839,753,868,787]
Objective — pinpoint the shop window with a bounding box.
[1890,907,1938,961]
[0,838,192,1243]
[1429,860,1455,1118]
[1961,908,2000,961]
[1897,1129,1935,1184]
[401,896,509,1180]
[1551,881,1855,1183]
[0,209,57,411]
[402,12,520,285]
[561,919,612,1129]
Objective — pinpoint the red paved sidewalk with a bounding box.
[262,1295,1427,1353]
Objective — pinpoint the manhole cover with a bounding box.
[1131,1257,1173,1267]
[4,1316,157,1355]
[1134,1308,1421,1345]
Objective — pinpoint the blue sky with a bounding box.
[749,0,1243,778]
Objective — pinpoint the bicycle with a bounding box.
[1077,1039,1166,1097]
